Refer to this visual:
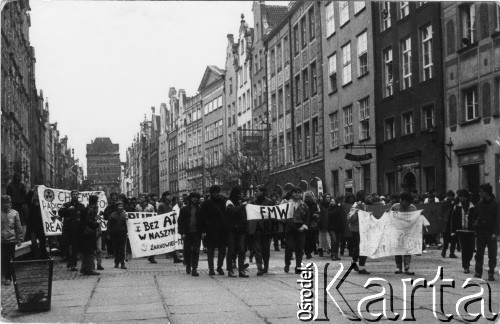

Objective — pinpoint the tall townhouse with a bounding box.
[224,34,239,149]
[236,16,254,132]
[158,102,170,194]
[265,1,325,196]
[373,2,445,196]
[322,1,377,197]
[199,66,225,192]
[443,2,500,196]
[176,89,188,196]
[167,88,179,194]
[148,109,160,196]
[185,93,203,193]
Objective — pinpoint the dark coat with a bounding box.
[327,204,346,234]
[200,197,227,244]
[103,203,118,221]
[225,200,247,233]
[285,201,310,233]
[306,201,320,229]
[178,204,202,234]
[474,198,499,235]
[449,202,478,232]
[319,203,330,231]
[158,202,173,215]
[79,205,99,252]
[107,210,128,237]
[59,200,86,233]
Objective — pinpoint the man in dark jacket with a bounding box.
[6,173,28,225]
[80,195,100,275]
[252,185,274,276]
[474,183,498,281]
[200,185,227,276]
[59,190,86,271]
[178,192,202,277]
[225,186,249,278]
[103,193,119,259]
[327,198,345,261]
[453,189,478,274]
[284,186,310,274]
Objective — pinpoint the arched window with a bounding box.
[448,95,457,126]
[446,20,455,56]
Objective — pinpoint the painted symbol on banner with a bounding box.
[141,243,148,251]
[44,189,55,202]
[133,222,141,232]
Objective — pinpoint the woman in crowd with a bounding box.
[328,197,345,261]
[304,191,320,259]
[318,193,332,257]
[108,200,128,269]
[1,195,24,286]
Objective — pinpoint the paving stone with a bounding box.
[87,302,164,314]
[84,309,168,322]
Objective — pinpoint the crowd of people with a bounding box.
[1,173,498,285]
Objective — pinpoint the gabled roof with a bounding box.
[198,65,226,92]
[87,137,119,154]
[265,5,288,29]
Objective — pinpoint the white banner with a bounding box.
[359,210,427,258]
[245,202,292,235]
[37,185,108,236]
[126,211,183,258]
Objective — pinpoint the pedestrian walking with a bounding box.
[103,193,119,260]
[327,197,345,261]
[318,193,332,258]
[136,193,157,264]
[442,190,458,258]
[79,195,100,276]
[453,190,478,274]
[6,173,28,226]
[225,186,249,278]
[390,192,417,275]
[1,195,24,286]
[474,183,498,281]
[270,192,284,251]
[304,191,320,260]
[284,186,310,274]
[108,200,128,269]
[178,192,202,277]
[59,189,86,271]
[348,190,370,275]
[251,185,274,276]
[340,194,354,257]
[25,189,48,259]
[200,185,227,276]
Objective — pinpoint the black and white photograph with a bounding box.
[1,0,500,322]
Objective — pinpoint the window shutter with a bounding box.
[482,82,491,117]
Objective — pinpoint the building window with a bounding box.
[304,122,310,158]
[309,7,315,41]
[357,31,368,76]
[354,1,365,14]
[301,16,307,48]
[385,117,395,140]
[328,53,337,93]
[461,3,476,45]
[326,2,335,36]
[272,138,278,168]
[402,111,414,135]
[401,36,412,90]
[346,169,353,181]
[496,4,500,32]
[296,126,302,160]
[254,55,258,73]
[312,117,319,155]
[310,62,317,95]
[422,104,435,129]
[342,42,352,85]
[285,84,290,111]
[343,106,353,144]
[229,77,233,94]
[293,24,300,55]
[399,2,409,20]
[283,37,289,62]
[294,74,301,105]
[278,88,284,115]
[276,42,282,71]
[382,2,392,31]
[383,48,393,97]
[302,68,309,100]
[464,87,478,121]
[339,1,349,27]
[286,132,292,163]
[362,164,371,194]
[332,170,339,198]
[424,166,435,193]
[259,49,263,70]
[386,172,396,194]
[329,112,339,148]
[271,93,277,118]
[359,97,370,140]
[270,48,275,75]
[279,135,285,166]
[421,24,433,81]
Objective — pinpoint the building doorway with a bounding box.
[402,172,416,193]
[463,164,480,194]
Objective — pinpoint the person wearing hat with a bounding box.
[178,192,202,277]
[79,195,100,275]
[200,185,227,276]
[1,195,24,285]
[474,183,498,281]
[59,189,86,271]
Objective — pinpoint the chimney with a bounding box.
[151,106,155,114]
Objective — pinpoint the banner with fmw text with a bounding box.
[37,185,108,236]
[246,202,292,235]
[358,210,429,259]
[126,211,183,258]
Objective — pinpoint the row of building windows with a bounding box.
[205,143,224,168]
[326,1,366,38]
[204,119,223,143]
[328,97,371,148]
[203,96,223,116]
[383,105,435,141]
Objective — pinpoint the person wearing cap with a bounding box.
[453,189,478,274]
[178,192,202,277]
[79,195,100,275]
[59,189,86,271]
[200,185,227,276]
[1,195,24,286]
[251,185,274,276]
[474,183,498,281]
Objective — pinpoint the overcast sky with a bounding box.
[29,0,268,173]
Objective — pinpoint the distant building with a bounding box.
[167,88,180,194]
[158,102,170,195]
[185,93,203,193]
[86,137,121,196]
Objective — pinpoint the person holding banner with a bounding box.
[108,200,128,269]
[390,192,417,275]
[59,190,86,272]
[453,189,478,274]
[79,195,100,275]
[251,185,274,276]
[225,186,249,278]
[103,193,119,260]
[136,193,157,264]
[25,189,48,259]
[178,192,202,277]
[200,185,227,276]
[347,190,370,275]
[284,187,310,274]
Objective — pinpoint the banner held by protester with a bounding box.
[358,210,429,258]
[37,185,108,236]
[246,202,292,235]
[126,211,183,258]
